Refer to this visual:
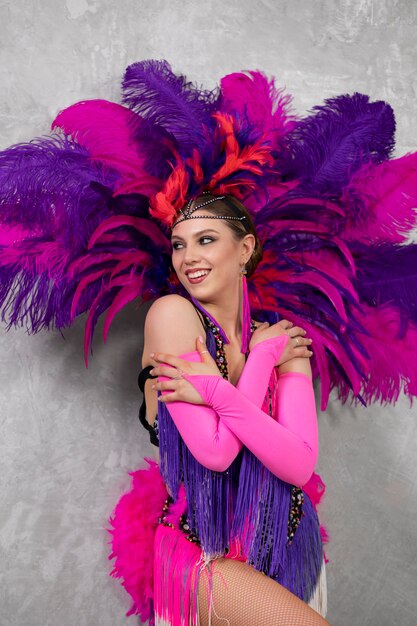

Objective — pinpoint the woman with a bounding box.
[1,58,416,626]
[139,193,329,625]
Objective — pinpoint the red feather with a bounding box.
[208,113,273,194]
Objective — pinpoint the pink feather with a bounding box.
[220,70,296,150]
[69,252,150,321]
[108,253,152,280]
[263,219,357,274]
[70,268,107,321]
[343,152,417,243]
[244,180,299,213]
[282,269,349,323]
[67,250,151,278]
[299,250,359,301]
[103,275,144,342]
[0,240,69,278]
[83,274,143,364]
[0,224,38,246]
[355,305,417,403]
[108,459,168,624]
[87,215,170,252]
[52,99,146,178]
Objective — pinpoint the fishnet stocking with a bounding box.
[198,558,330,626]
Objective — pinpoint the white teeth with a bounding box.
[188,270,210,279]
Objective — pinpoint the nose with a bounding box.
[182,242,201,265]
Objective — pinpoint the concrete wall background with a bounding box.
[1,1,416,624]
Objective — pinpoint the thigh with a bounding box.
[198,558,330,626]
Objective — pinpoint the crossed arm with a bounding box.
[153,335,318,487]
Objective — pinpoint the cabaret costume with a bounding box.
[1,59,417,625]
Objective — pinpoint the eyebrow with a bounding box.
[171,228,220,242]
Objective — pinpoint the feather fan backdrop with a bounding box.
[1,59,416,409]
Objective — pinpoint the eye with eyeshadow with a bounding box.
[172,236,216,250]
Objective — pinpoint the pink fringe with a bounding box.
[154,526,202,626]
[108,458,168,624]
[154,485,203,626]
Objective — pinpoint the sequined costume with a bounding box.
[128,302,328,625]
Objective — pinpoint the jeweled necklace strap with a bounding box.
[191,295,257,356]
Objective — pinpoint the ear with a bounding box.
[241,234,256,265]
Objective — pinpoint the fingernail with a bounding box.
[151,384,156,389]
[198,335,205,343]
[149,352,155,357]
[150,369,155,374]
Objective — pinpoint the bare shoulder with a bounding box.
[142,295,205,367]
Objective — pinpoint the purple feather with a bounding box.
[0,135,116,252]
[353,242,417,327]
[122,60,218,156]
[281,93,395,197]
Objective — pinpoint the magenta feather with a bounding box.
[281,270,349,323]
[0,224,35,246]
[261,217,356,274]
[103,275,144,342]
[83,274,143,365]
[68,251,151,278]
[52,100,146,177]
[67,251,134,277]
[87,215,170,252]
[342,152,417,242]
[219,70,296,149]
[341,305,417,404]
[70,269,107,320]
[108,458,168,623]
[301,251,359,301]
[274,311,364,409]
[69,251,150,321]
[108,252,152,281]
[0,239,69,278]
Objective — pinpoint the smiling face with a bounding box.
[171,210,254,303]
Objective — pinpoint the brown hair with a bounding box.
[190,194,263,277]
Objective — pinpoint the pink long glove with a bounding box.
[181,371,318,486]
[159,336,289,472]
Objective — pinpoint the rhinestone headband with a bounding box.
[171,194,249,231]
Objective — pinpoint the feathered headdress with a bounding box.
[1,59,417,409]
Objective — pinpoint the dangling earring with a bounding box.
[241,267,251,354]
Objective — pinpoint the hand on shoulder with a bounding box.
[249,319,313,369]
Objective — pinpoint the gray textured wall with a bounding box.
[1,1,417,625]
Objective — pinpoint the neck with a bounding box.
[193,278,242,344]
